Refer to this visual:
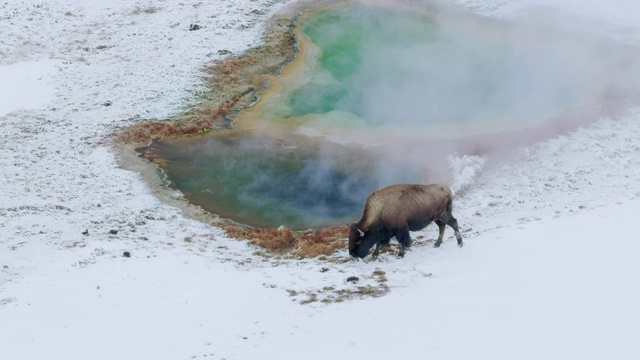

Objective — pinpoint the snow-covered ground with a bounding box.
[1,1,639,359]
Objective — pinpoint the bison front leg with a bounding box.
[371,241,382,259]
[434,220,446,248]
[395,227,411,258]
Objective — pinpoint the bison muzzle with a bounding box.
[348,183,463,259]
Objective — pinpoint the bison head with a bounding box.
[348,223,371,258]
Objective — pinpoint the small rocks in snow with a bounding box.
[109,229,118,235]
[346,276,359,283]
[320,267,329,273]
[101,100,112,107]
[123,251,131,258]
[82,229,89,236]
[217,49,233,55]
[189,24,201,31]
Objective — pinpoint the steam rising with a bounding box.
[286,0,640,188]
[147,0,640,228]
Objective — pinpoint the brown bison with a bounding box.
[348,183,463,259]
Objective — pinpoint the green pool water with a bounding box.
[144,2,636,230]
[265,3,592,130]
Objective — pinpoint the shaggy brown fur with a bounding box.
[348,184,463,259]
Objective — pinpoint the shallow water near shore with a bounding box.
[144,2,640,229]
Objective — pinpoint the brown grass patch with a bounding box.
[372,269,386,277]
[116,84,258,143]
[222,225,295,252]
[294,226,348,258]
[221,224,348,258]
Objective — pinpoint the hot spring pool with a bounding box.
[143,2,640,229]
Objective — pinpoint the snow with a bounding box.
[0,59,59,116]
[1,0,640,359]
[449,0,640,43]
[3,200,638,359]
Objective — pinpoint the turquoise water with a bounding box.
[285,4,587,127]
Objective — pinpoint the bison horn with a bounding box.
[358,228,365,237]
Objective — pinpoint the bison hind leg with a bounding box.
[434,220,446,248]
[446,216,463,247]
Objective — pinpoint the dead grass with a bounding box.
[372,269,386,277]
[372,269,388,283]
[289,283,390,305]
[223,225,296,252]
[221,224,348,258]
[116,87,252,143]
[294,226,348,258]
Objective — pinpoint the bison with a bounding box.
[348,183,463,259]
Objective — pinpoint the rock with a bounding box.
[123,251,131,258]
[82,229,89,236]
[189,24,201,31]
[109,229,118,235]
[217,49,232,55]
[346,276,359,283]
[101,100,112,107]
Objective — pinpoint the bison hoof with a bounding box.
[433,242,442,248]
[396,253,405,259]
[458,241,464,248]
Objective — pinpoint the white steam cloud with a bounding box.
[327,0,640,190]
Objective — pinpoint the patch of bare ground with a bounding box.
[288,268,391,305]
